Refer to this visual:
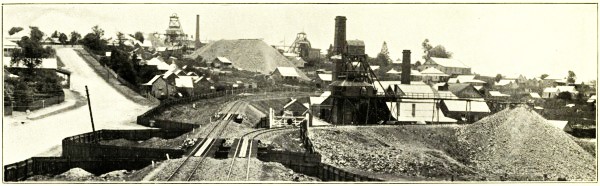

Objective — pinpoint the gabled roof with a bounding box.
[273,67,300,77]
[428,57,469,68]
[556,86,577,93]
[142,75,162,86]
[386,69,401,74]
[175,76,194,88]
[489,91,510,97]
[448,83,472,95]
[543,87,558,93]
[496,79,516,86]
[437,91,458,99]
[370,65,380,71]
[283,98,308,109]
[587,95,596,103]
[420,68,449,76]
[147,57,170,71]
[347,40,365,46]
[317,73,332,81]
[529,93,542,99]
[546,120,568,130]
[443,100,491,113]
[216,57,232,64]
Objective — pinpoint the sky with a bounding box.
[2,3,597,81]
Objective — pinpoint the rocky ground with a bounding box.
[310,106,597,181]
[26,168,135,182]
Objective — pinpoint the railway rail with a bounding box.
[163,101,243,181]
[225,126,298,181]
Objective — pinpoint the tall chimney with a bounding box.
[332,16,347,81]
[401,50,411,85]
[195,15,200,45]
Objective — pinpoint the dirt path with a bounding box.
[3,48,151,165]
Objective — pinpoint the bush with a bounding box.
[557,91,572,100]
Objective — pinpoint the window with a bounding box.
[411,104,416,117]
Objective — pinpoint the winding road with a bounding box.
[3,48,151,164]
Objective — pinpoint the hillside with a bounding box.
[189,39,308,79]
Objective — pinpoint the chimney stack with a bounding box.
[195,15,200,44]
[332,16,347,81]
[401,50,411,85]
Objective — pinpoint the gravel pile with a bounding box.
[458,106,597,181]
[98,137,184,149]
[311,128,474,180]
[260,161,320,181]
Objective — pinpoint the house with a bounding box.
[542,87,559,98]
[193,76,215,93]
[142,75,178,99]
[487,91,510,98]
[419,67,449,83]
[316,73,332,89]
[496,79,517,86]
[447,84,485,99]
[146,57,171,72]
[3,39,19,56]
[440,100,491,123]
[175,76,195,96]
[211,57,233,68]
[449,75,487,86]
[309,91,331,119]
[370,65,380,71]
[271,67,300,80]
[283,98,309,116]
[421,57,471,75]
[386,84,456,124]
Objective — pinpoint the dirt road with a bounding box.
[3,48,151,164]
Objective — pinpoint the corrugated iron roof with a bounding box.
[175,76,195,88]
[347,40,365,46]
[274,67,300,77]
[443,100,491,113]
[330,80,372,87]
[142,75,162,86]
[420,67,449,76]
[429,57,469,68]
[317,73,332,81]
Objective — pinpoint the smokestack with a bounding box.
[401,50,411,85]
[195,15,200,43]
[333,16,346,81]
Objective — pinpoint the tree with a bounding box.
[116,32,125,46]
[28,26,44,43]
[422,39,433,61]
[495,74,503,82]
[412,61,422,70]
[11,27,55,74]
[8,27,23,35]
[51,30,59,38]
[70,31,81,45]
[325,44,334,59]
[134,31,145,43]
[422,39,452,60]
[92,25,104,39]
[540,74,549,79]
[567,70,576,84]
[428,45,452,58]
[557,91,572,100]
[58,33,68,45]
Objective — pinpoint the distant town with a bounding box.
[3,5,597,183]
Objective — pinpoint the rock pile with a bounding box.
[458,106,597,181]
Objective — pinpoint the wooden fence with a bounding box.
[4,157,156,182]
[11,94,65,112]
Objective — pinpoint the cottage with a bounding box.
[447,84,484,99]
[193,76,215,93]
[440,100,491,123]
[309,91,331,119]
[146,57,171,72]
[542,87,559,98]
[211,57,233,68]
[487,91,510,98]
[283,98,309,116]
[421,57,471,75]
[419,67,449,83]
[142,75,178,99]
[449,75,487,86]
[315,73,332,89]
[175,76,195,96]
[271,67,300,80]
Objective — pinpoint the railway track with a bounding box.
[163,101,243,181]
[225,127,297,181]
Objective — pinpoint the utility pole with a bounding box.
[85,86,96,132]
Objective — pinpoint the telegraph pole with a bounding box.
[85,86,96,132]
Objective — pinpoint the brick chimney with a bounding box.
[401,50,411,84]
[195,15,200,47]
[332,16,346,81]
